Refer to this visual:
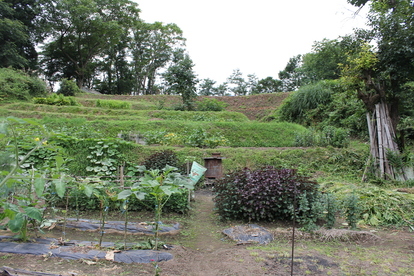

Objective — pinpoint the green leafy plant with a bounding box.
[342,193,361,229]
[323,193,339,229]
[0,68,47,102]
[96,99,131,109]
[118,165,194,250]
[294,126,350,148]
[0,117,69,241]
[195,98,228,111]
[33,94,80,106]
[57,79,81,96]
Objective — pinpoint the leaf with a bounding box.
[117,190,132,200]
[34,178,46,197]
[133,191,147,200]
[82,184,94,198]
[55,155,64,169]
[53,177,66,198]
[7,213,25,232]
[24,207,43,222]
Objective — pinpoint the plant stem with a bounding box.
[124,201,128,250]
[63,191,69,241]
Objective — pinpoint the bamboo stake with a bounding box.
[376,104,384,178]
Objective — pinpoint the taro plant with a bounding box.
[118,165,194,250]
[81,177,116,247]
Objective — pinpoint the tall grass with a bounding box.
[95,99,131,109]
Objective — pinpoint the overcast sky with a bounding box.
[136,0,368,84]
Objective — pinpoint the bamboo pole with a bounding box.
[376,104,385,178]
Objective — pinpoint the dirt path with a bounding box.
[159,190,265,276]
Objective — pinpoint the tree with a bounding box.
[41,0,140,88]
[246,74,259,95]
[255,77,283,94]
[345,0,414,180]
[0,0,42,70]
[162,50,198,110]
[301,36,363,83]
[95,32,135,95]
[198,78,217,96]
[131,21,184,95]
[227,69,248,96]
[278,55,305,91]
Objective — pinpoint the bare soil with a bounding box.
[1,189,413,276]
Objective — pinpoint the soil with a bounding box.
[0,189,413,276]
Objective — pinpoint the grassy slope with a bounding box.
[0,92,368,181]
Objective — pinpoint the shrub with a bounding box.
[0,68,47,101]
[213,166,322,225]
[33,93,80,106]
[141,150,181,171]
[278,81,333,124]
[57,79,81,96]
[196,98,228,111]
[96,99,131,109]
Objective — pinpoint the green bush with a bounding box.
[96,99,131,109]
[278,81,333,124]
[196,98,228,111]
[57,79,81,96]
[33,94,80,106]
[0,68,47,101]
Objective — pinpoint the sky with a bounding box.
[136,0,368,84]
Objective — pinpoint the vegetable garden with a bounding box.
[0,93,413,275]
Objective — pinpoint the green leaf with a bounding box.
[133,191,147,200]
[7,213,25,232]
[117,190,132,200]
[24,207,43,222]
[53,177,66,198]
[82,184,94,198]
[55,155,64,169]
[34,178,46,197]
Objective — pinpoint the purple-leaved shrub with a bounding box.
[213,166,321,225]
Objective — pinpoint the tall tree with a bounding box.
[0,0,44,70]
[255,77,283,94]
[131,21,184,95]
[198,78,217,96]
[278,55,305,92]
[227,69,248,96]
[162,49,198,110]
[41,0,140,88]
[345,0,414,179]
[301,36,363,83]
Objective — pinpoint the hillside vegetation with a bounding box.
[1,92,414,231]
